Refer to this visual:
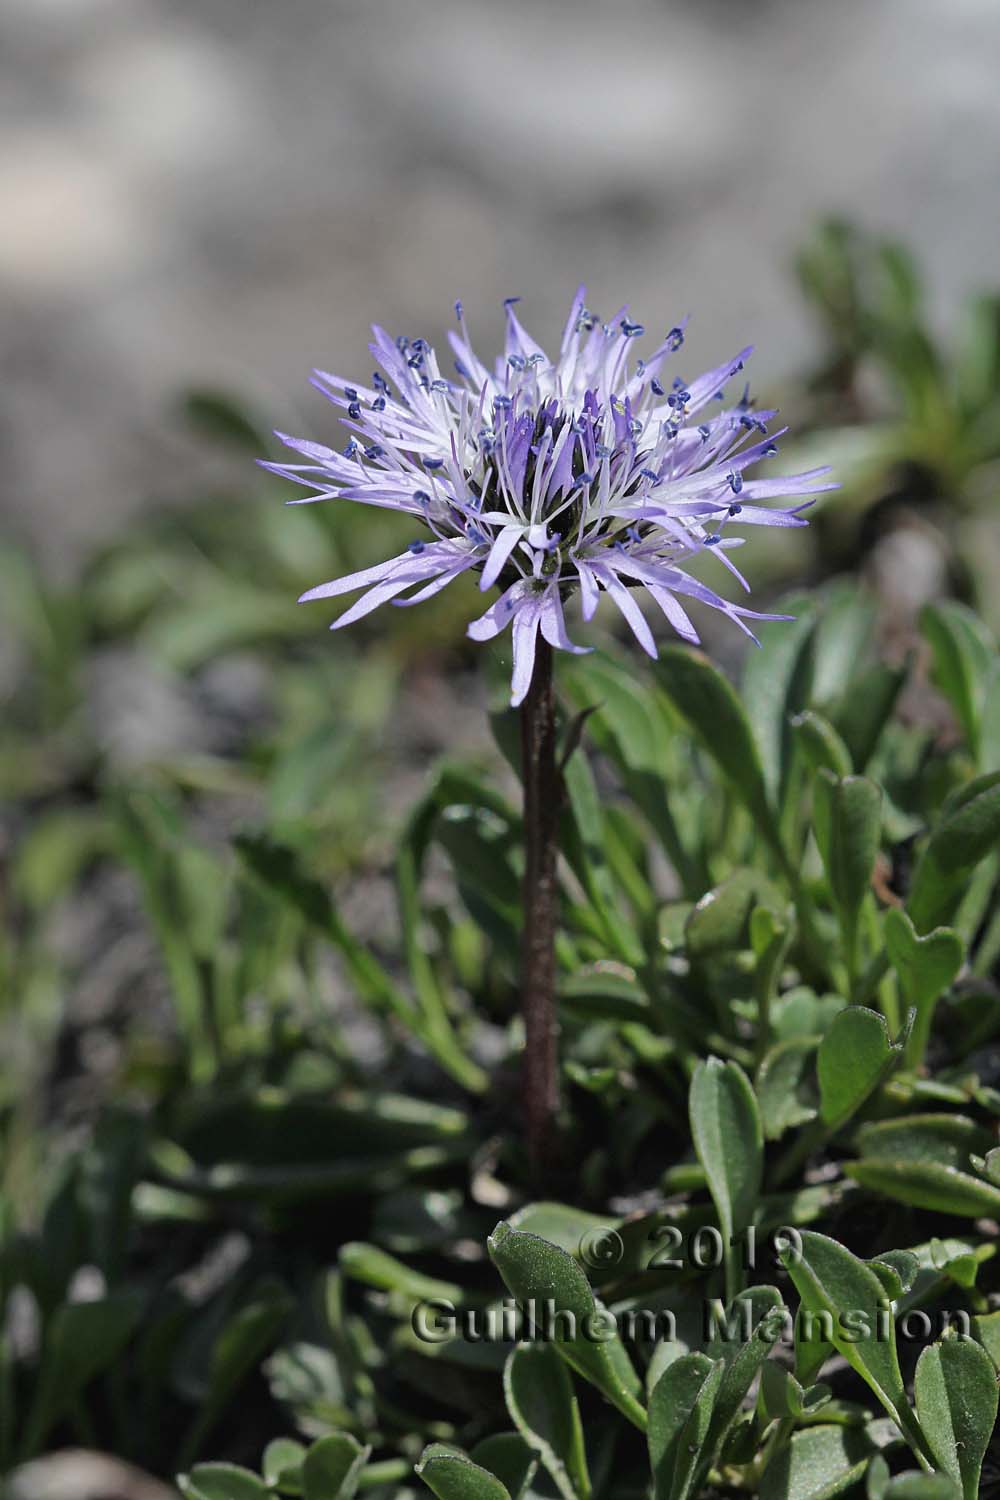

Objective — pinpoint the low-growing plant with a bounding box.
[3,265,1000,1499]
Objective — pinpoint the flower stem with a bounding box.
[520,637,561,1183]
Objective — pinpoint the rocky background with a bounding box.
[2,0,999,570]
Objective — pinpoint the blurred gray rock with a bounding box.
[1,0,999,568]
[5,1449,176,1500]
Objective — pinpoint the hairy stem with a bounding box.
[520,637,561,1183]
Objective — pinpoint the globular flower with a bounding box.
[266,289,836,705]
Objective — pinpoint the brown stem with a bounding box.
[520,636,561,1184]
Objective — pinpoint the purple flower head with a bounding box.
[267,288,836,706]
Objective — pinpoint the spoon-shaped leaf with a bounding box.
[780,1231,930,1465]
[417,1446,512,1500]
[689,1057,763,1302]
[913,1337,999,1500]
[884,910,963,1070]
[817,1006,908,1132]
[487,1223,646,1431]
[503,1343,590,1500]
[648,1353,723,1500]
[812,771,882,972]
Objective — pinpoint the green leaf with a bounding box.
[884,910,964,1068]
[506,1203,622,1264]
[339,1242,463,1305]
[907,772,1000,933]
[866,1457,958,1500]
[180,1465,270,1500]
[685,869,783,957]
[780,1231,929,1462]
[972,1311,1000,1372]
[561,651,700,892]
[178,1280,293,1469]
[648,1353,723,1500]
[689,1058,763,1302]
[920,601,995,762]
[812,772,882,965]
[811,584,878,705]
[816,1006,906,1132]
[503,1343,590,1500]
[468,1436,537,1500]
[856,1114,991,1172]
[742,599,816,802]
[759,1424,875,1500]
[846,1158,1000,1218]
[829,660,907,771]
[703,1286,788,1455]
[756,1036,819,1140]
[180,388,271,453]
[562,748,643,965]
[914,1338,999,1500]
[302,1433,370,1500]
[21,1292,143,1457]
[866,1249,920,1300]
[760,1362,831,1420]
[487,1223,646,1431]
[867,1456,951,1499]
[654,647,781,851]
[262,1440,307,1492]
[236,832,482,1090]
[791,710,853,779]
[417,1447,512,1500]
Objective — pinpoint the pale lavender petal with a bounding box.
[539,587,590,655]
[738,468,837,499]
[467,579,532,641]
[646,584,700,643]
[510,597,543,706]
[298,549,417,602]
[479,524,526,590]
[588,562,657,658]
[574,558,600,621]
